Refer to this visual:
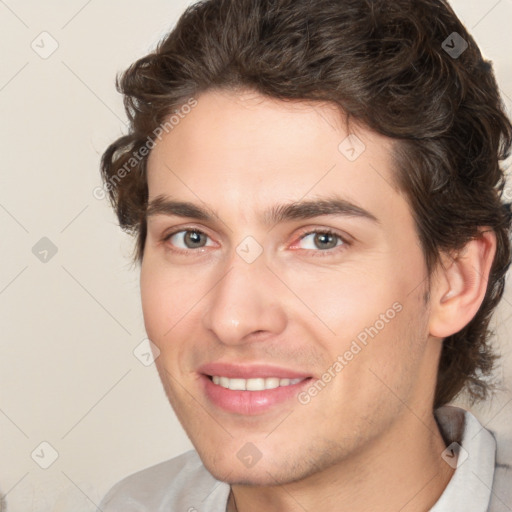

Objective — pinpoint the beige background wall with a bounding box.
[1,0,511,510]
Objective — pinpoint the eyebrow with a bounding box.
[146,195,379,226]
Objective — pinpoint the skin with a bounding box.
[140,89,496,512]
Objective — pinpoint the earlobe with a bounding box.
[429,229,497,338]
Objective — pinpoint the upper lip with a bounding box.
[198,362,311,379]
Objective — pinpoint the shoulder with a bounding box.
[433,405,512,511]
[488,445,512,511]
[99,449,230,511]
[461,408,512,511]
[458,405,512,512]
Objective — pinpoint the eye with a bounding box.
[163,229,214,251]
[294,229,347,253]
[161,227,348,256]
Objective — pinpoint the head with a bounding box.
[101,0,511,485]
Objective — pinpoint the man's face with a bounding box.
[141,89,438,485]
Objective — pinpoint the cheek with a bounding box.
[140,259,177,342]
[140,257,209,361]
[288,265,403,341]
[344,289,429,392]
[297,255,427,377]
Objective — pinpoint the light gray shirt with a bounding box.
[100,406,512,511]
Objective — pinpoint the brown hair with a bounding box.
[101,0,512,408]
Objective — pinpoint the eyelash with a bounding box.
[161,227,350,257]
[292,228,348,257]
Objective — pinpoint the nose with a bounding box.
[202,251,287,346]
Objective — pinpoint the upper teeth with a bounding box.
[211,376,304,391]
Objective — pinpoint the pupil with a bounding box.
[186,231,204,247]
[316,233,335,249]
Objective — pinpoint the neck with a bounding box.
[228,410,455,512]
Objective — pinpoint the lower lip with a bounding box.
[201,374,312,415]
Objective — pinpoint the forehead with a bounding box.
[146,89,405,225]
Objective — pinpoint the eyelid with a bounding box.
[289,227,350,254]
[162,225,210,240]
[295,226,351,243]
[161,225,215,248]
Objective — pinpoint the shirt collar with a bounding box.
[430,405,496,512]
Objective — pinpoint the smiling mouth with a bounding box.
[207,375,309,391]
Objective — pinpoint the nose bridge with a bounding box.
[202,247,286,344]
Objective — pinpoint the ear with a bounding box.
[429,229,497,338]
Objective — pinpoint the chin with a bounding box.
[197,448,318,487]
[206,464,291,486]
